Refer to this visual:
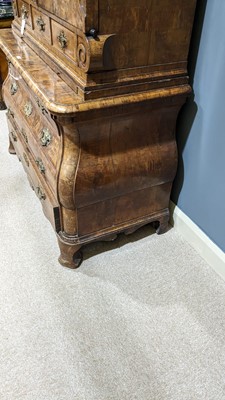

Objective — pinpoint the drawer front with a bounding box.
[8,118,35,181]
[17,120,59,191]
[4,73,60,192]
[31,7,51,44]
[18,93,60,171]
[7,117,61,232]
[51,20,77,62]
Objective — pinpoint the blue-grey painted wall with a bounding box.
[172,0,225,252]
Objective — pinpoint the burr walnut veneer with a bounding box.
[0,1,197,267]
[0,16,13,109]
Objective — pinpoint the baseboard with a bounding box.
[169,201,225,280]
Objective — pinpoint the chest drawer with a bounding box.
[8,61,54,125]
[31,7,51,44]
[7,116,61,232]
[4,73,61,193]
[51,20,76,62]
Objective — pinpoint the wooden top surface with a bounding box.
[0,29,191,116]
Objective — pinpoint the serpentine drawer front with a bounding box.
[3,66,60,196]
[0,0,197,268]
[7,115,61,232]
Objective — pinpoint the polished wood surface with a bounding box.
[0,0,197,268]
[11,0,196,99]
[0,18,13,109]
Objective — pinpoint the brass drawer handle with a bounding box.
[57,31,67,49]
[10,131,17,142]
[36,186,46,200]
[36,158,45,174]
[23,152,29,167]
[40,128,52,147]
[36,16,45,31]
[7,107,15,118]
[21,128,28,143]
[24,101,33,117]
[21,4,28,19]
[36,98,48,115]
[10,82,18,95]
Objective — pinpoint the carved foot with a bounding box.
[153,214,169,235]
[59,249,83,269]
[156,221,168,235]
[57,234,83,269]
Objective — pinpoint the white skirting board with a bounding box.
[169,202,225,281]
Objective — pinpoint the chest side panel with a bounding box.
[100,0,197,68]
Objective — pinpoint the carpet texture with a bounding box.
[0,110,225,400]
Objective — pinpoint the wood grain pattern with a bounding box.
[7,115,61,231]
[11,0,197,99]
[0,0,197,268]
[3,72,61,195]
[0,18,13,109]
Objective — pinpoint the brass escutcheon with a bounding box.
[10,131,17,142]
[23,152,29,167]
[36,98,48,114]
[7,107,15,118]
[36,16,45,31]
[21,128,28,143]
[24,101,33,117]
[57,31,67,49]
[10,82,18,95]
[40,128,52,147]
[36,186,46,200]
[35,158,45,174]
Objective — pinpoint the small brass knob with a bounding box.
[89,28,98,39]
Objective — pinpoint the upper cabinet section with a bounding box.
[36,0,98,33]
[14,0,197,42]
[11,0,197,99]
[98,0,197,64]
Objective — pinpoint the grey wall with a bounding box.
[172,0,225,252]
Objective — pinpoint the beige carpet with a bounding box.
[1,110,225,400]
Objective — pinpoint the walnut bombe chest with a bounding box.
[0,0,197,268]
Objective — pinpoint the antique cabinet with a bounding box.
[0,1,13,109]
[0,1,197,268]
